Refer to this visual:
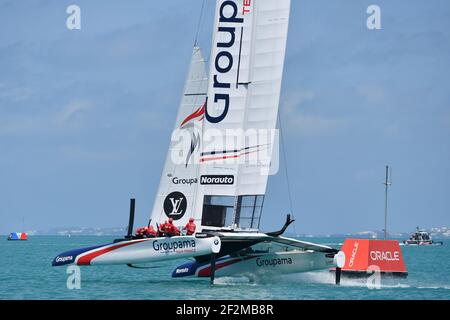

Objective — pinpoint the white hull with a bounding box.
[402,241,443,246]
[217,251,334,277]
[53,236,221,266]
[173,250,334,279]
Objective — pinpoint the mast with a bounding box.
[383,165,392,239]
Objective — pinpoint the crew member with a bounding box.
[184,217,196,236]
[165,218,180,237]
[136,227,146,238]
[143,226,157,238]
[158,220,168,237]
[136,226,157,238]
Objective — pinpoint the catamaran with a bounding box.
[52,0,341,283]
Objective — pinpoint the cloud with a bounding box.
[354,169,378,183]
[287,114,351,136]
[0,99,94,137]
[0,116,41,136]
[281,89,351,136]
[383,123,404,139]
[0,84,32,103]
[357,85,385,104]
[443,112,450,128]
[283,89,315,114]
[58,100,93,123]
[59,145,127,162]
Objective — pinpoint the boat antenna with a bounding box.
[383,165,392,239]
[194,0,207,47]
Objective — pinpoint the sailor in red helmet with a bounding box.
[135,225,157,238]
[144,225,157,238]
[184,217,196,236]
[165,218,180,237]
[158,220,168,237]
[135,227,146,238]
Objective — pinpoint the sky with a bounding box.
[1,0,449,235]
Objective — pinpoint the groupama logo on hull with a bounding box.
[152,239,196,252]
[256,257,293,267]
[206,0,250,124]
[54,255,74,264]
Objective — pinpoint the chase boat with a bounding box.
[403,227,443,246]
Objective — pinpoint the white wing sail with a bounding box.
[150,0,291,231]
[196,0,291,229]
[149,46,208,227]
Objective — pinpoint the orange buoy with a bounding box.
[339,239,407,276]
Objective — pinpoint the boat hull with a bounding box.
[7,232,27,241]
[172,250,334,278]
[402,240,443,246]
[52,235,221,267]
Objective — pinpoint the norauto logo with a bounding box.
[175,268,190,274]
[205,0,245,124]
[200,175,234,185]
[370,250,400,262]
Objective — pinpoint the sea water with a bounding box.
[0,236,449,300]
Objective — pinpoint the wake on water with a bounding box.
[214,276,256,286]
[282,271,449,290]
[210,269,450,291]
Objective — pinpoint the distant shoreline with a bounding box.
[2,233,448,240]
[3,226,449,239]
